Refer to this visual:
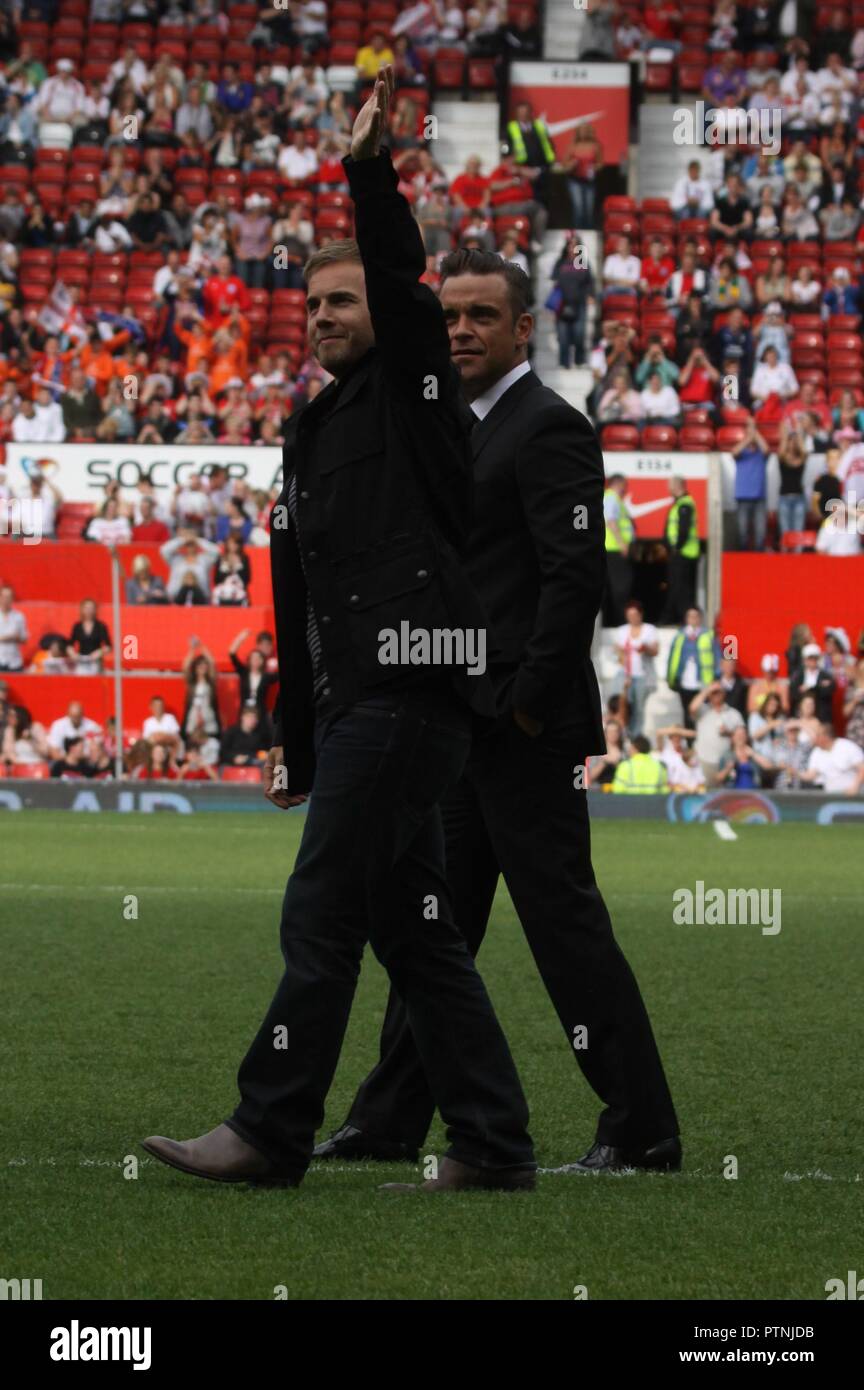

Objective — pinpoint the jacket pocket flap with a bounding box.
[337,541,437,610]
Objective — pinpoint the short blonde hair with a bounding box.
[303,237,363,285]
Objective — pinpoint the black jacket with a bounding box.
[468,368,606,750]
[271,147,497,793]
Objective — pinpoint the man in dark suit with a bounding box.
[316,247,681,1173]
[142,68,536,1194]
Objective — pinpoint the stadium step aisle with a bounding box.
[431,99,501,183]
[637,105,724,202]
[533,231,598,415]
[544,0,587,61]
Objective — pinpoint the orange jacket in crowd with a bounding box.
[175,315,250,395]
[78,330,132,396]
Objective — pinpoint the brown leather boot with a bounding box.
[141,1124,303,1187]
[380,1156,536,1193]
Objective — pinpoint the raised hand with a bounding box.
[350,64,394,162]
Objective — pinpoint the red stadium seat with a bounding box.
[11,763,52,779]
[220,766,263,782]
[679,425,716,449]
[645,63,673,93]
[434,54,466,88]
[715,425,747,450]
[601,425,640,450]
[467,59,497,90]
[641,425,678,448]
[780,530,818,552]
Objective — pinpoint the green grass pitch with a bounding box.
[1,812,860,1301]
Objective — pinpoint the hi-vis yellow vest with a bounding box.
[506,119,556,167]
[665,494,700,559]
[613,753,669,794]
[604,488,634,552]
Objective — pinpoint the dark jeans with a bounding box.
[227,691,534,1177]
[238,258,269,288]
[737,498,766,551]
[567,176,595,229]
[556,308,586,367]
[345,697,678,1150]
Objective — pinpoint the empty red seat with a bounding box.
[601,425,640,450]
[679,425,716,449]
[641,424,678,448]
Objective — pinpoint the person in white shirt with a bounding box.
[602,234,641,296]
[0,585,28,671]
[277,130,319,183]
[750,346,798,406]
[780,56,816,100]
[640,373,681,422]
[104,46,152,96]
[802,723,864,794]
[814,55,857,110]
[173,474,212,531]
[11,399,45,443]
[34,61,87,124]
[670,161,715,218]
[789,265,821,306]
[153,250,184,300]
[85,498,133,546]
[612,600,659,736]
[34,386,66,442]
[48,702,102,759]
[94,211,133,253]
[142,696,182,755]
[293,0,328,40]
[655,727,703,790]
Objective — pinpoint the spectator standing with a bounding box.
[602,472,634,625]
[181,641,221,763]
[68,598,111,674]
[731,419,770,551]
[663,475,700,622]
[690,681,745,786]
[790,643,836,722]
[611,600,659,737]
[667,607,721,729]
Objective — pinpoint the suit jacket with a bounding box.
[271,147,497,793]
[468,368,606,752]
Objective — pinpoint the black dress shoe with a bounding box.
[313,1124,419,1163]
[563,1136,682,1174]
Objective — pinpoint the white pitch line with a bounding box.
[713,819,738,841]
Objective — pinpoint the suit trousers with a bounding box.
[227,690,534,1177]
[346,694,679,1150]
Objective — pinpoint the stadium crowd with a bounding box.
[0,0,544,476]
[559,8,864,553]
[590,607,864,795]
